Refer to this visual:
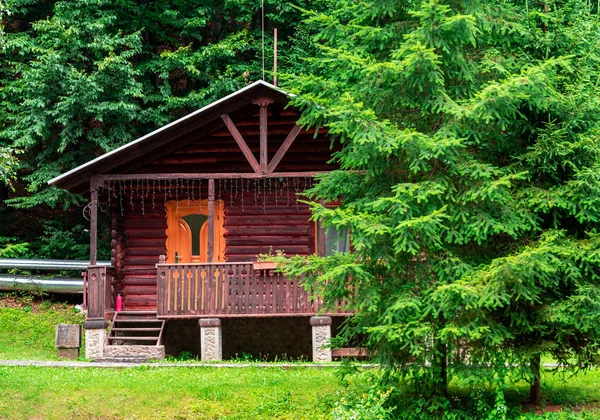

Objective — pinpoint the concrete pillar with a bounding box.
[199,318,222,361]
[310,316,332,362]
[84,319,107,359]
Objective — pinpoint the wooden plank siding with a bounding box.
[113,109,338,312]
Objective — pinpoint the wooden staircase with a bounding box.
[100,311,166,361]
[107,311,165,345]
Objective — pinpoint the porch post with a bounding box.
[84,177,108,359]
[259,103,268,172]
[90,177,99,265]
[207,178,215,262]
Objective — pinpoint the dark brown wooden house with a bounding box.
[49,81,349,361]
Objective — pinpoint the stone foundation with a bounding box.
[310,316,332,362]
[103,345,165,360]
[85,328,106,359]
[200,318,222,361]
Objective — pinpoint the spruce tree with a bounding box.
[281,0,600,413]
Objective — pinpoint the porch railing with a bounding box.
[156,261,348,318]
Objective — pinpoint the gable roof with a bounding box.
[48,80,291,193]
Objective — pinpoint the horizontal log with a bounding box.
[224,215,310,226]
[125,247,165,256]
[125,219,166,228]
[123,285,157,295]
[123,277,158,286]
[224,226,309,236]
[226,245,310,254]
[124,266,158,273]
[98,171,330,182]
[124,297,157,307]
[124,256,162,265]
[125,238,164,247]
[153,156,218,165]
[225,207,311,216]
[212,128,315,137]
[124,230,167,239]
[233,116,300,126]
[225,237,309,246]
[221,255,255,262]
[161,151,335,164]
[178,143,334,154]
[123,210,168,219]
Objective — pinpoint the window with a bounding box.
[317,222,350,256]
[165,199,225,263]
[181,214,208,257]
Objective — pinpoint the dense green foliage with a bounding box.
[1,0,323,208]
[0,0,323,257]
[277,0,600,417]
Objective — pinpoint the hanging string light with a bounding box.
[175,178,179,212]
[152,180,156,209]
[294,177,300,209]
[107,181,112,211]
[263,178,267,214]
[241,178,245,212]
[163,180,168,211]
[186,179,190,206]
[119,181,124,216]
[129,180,134,209]
[254,179,258,207]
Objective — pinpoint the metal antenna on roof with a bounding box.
[273,28,277,86]
[261,0,265,80]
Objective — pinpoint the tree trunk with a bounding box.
[529,354,541,405]
[433,339,448,397]
[0,183,7,212]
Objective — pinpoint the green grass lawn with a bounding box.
[0,366,338,419]
[3,293,600,419]
[0,293,85,360]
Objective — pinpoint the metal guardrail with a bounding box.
[0,259,111,271]
[0,276,83,293]
[0,259,111,294]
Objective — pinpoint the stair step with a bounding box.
[114,319,163,323]
[108,336,159,341]
[116,311,157,315]
[111,328,162,332]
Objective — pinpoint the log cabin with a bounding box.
[49,81,351,362]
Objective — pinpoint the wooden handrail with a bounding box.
[156,261,349,318]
